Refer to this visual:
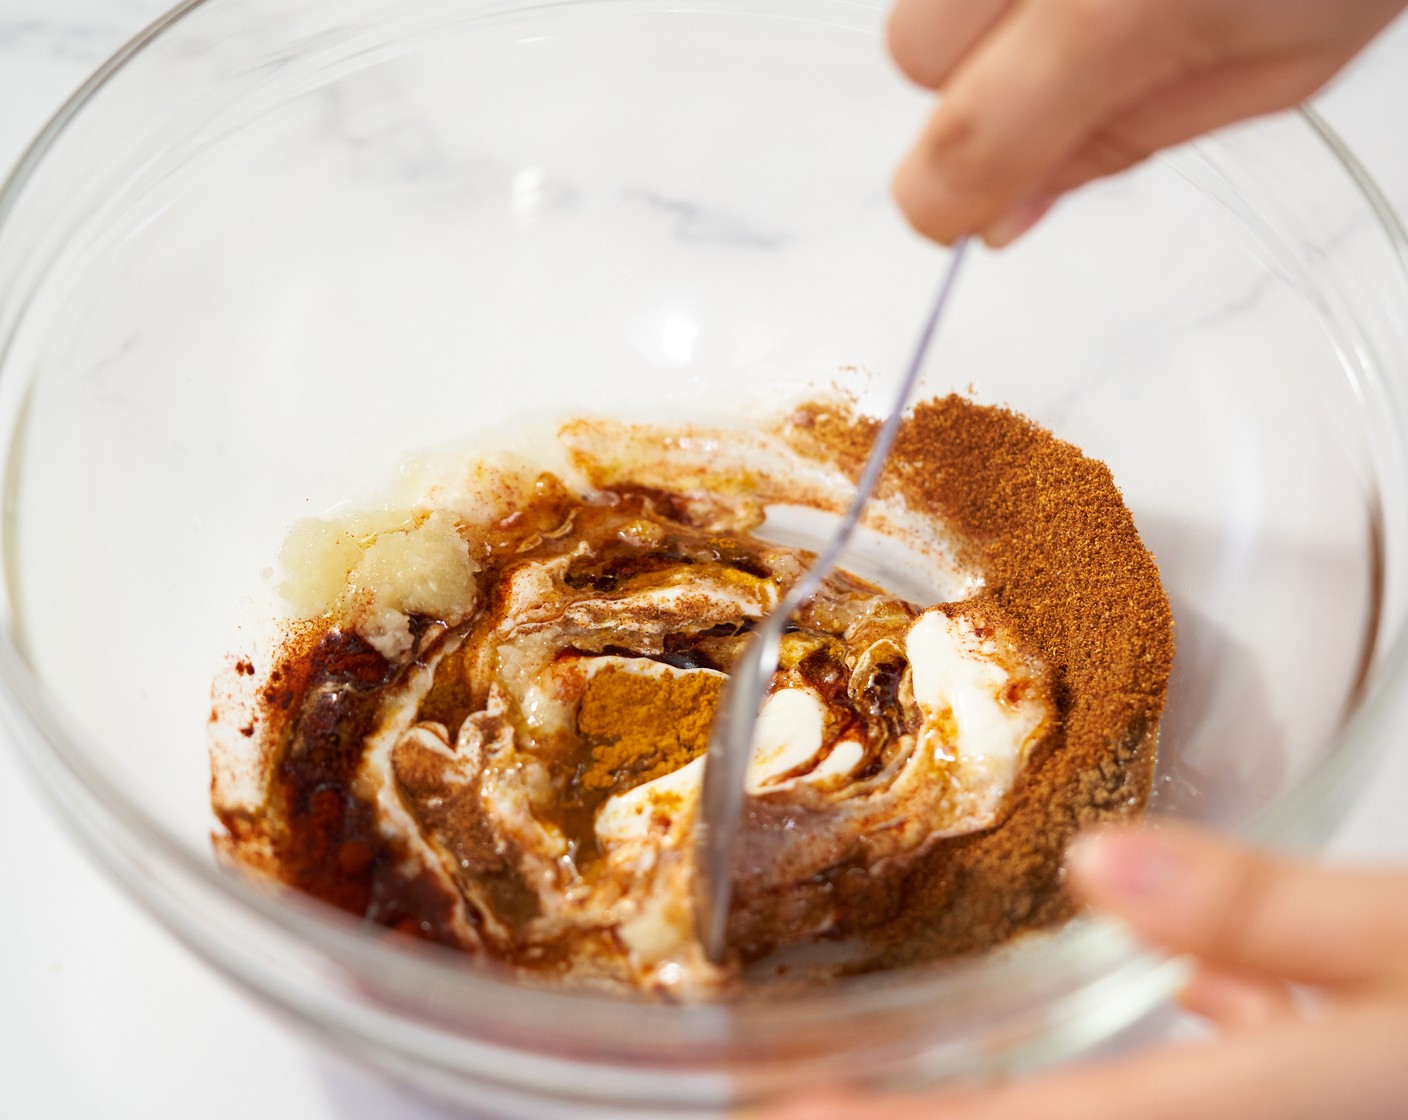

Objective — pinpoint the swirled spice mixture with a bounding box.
[210,394,1173,997]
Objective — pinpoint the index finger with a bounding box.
[757,998,1408,1120]
[1068,824,1408,988]
[892,0,1189,242]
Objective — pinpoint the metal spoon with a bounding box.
[693,237,971,964]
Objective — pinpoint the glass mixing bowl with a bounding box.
[2,0,1408,1115]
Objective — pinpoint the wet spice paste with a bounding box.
[210,395,1173,997]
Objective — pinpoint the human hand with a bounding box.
[887,0,1408,245]
[754,822,1408,1119]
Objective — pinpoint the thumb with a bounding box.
[1065,822,1408,988]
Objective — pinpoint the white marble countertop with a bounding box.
[2,2,1408,1118]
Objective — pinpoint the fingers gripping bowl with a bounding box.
[2,0,1408,1115]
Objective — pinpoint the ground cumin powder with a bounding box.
[578,664,722,793]
[783,393,1175,966]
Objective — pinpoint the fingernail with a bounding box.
[982,193,1056,248]
[1067,829,1179,899]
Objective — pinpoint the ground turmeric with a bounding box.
[576,663,722,793]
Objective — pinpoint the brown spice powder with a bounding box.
[785,394,1175,964]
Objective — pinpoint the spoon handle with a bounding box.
[695,237,972,964]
